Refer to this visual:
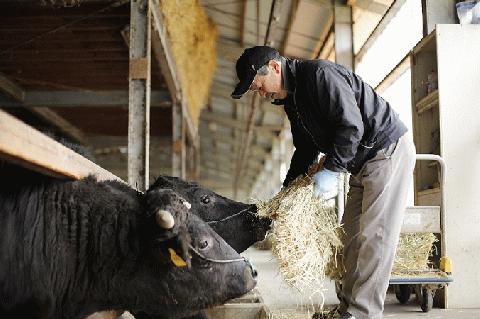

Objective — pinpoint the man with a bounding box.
[230,46,416,319]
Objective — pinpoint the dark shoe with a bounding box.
[312,306,342,319]
[339,312,355,319]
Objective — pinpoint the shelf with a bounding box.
[416,90,439,114]
[418,187,440,196]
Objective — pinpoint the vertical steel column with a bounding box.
[334,0,354,70]
[128,0,151,191]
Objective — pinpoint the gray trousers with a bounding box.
[340,133,416,319]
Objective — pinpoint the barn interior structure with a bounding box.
[1,0,480,318]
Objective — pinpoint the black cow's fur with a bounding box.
[0,164,256,319]
[149,176,271,253]
[133,176,271,319]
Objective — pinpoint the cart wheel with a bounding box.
[394,285,411,304]
[420,288,433,312]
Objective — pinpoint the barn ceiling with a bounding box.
[0,0,394,198]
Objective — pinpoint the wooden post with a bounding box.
[334,0,354,70]
[128,0,151,191]
[172,101,186,178]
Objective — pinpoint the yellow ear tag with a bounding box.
[168,248,187,267]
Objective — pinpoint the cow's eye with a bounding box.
[200,195,210,204]
[199,240,209,250]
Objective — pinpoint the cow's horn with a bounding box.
[155,209,175,229]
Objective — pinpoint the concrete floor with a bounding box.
[242,248,480,319]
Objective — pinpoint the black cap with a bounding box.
[231,46,281,99]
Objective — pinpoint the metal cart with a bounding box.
[389,154,453,312]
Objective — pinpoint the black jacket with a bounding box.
[276,58,407,187]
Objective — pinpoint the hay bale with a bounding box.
[392,233,438,275]
[257,175,343,297]
[159,0,217,127]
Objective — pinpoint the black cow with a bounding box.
[132,176,271,319]
[148,176,271,253]
[0,165,257,319]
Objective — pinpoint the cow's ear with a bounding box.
[154,207,191,268]
[151,175,174,189]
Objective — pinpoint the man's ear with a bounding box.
[269,59,281,74]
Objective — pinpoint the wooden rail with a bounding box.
[0,109,122,182]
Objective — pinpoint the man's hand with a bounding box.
[313,168,340,198]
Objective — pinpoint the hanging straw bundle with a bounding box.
[257,173,343,297]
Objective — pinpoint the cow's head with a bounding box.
[148,176,271,253]
[135,188,257,318]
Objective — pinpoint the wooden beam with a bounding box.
[334,1,354,70]
[353,0,389,14]
[0,90,170,108]
[240,0,247,47]
[217,39,246,62]
[375,54,410,94]
[0,72,25,102]
[202,135,268,158]
[0,109,120,182]
[128,0,151,192]
[201,110,282,133]
[172,101,186,178]
[355,0,407,64]
[281,0,299,55]
[312,15,334,59]
[28,107,89,145]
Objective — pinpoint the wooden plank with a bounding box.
[375,54,410,94]
[0,72,25,101]
[28,107,89,145]
[401,206,441,233]
[312,15,333,59]
[172,101,186,178]
[416,90,439,114]
[355,0,407,64]
[334,2,354,70]
[128,0,151,192]
[0,109,120,182]
[201,110,282,133]
[0,90,170,108]
[281,0,299,55]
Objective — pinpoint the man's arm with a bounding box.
[283,116,318,187]
[316,67,364,172]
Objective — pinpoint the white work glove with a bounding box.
[313,168,341,199]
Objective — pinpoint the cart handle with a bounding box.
[415,154,447,257]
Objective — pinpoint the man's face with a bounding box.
[249,60,287,100]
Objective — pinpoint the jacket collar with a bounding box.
[273,57,297,105]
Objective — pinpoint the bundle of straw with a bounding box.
[257,174,343,296]
[257,164,438,294]
[392,233,437,275]
[159,0,217,128]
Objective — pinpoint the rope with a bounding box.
[189,244,245,264]
[206,207,255,225]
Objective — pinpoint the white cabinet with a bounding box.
[410,24,480,308]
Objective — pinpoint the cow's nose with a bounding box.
[245,258,258,279]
